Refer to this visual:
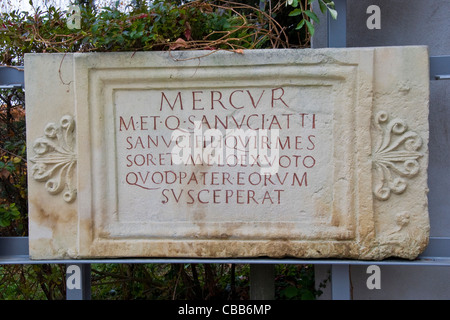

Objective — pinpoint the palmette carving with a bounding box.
[30,115,77,203]
[372,111,424,201]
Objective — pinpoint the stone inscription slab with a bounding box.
[25,47,430,260]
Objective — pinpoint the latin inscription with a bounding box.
[115,87,329,213]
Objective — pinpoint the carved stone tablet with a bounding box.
[25,47,430,260]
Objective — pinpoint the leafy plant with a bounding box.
[287,0,337,37]
[90,263,250,300]
[0,203,20,227]
[0,88,27,235]
[0,264,66,300]
[275,265,325,300]
[0,0,339,62]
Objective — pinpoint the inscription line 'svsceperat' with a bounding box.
[25,47,430,260]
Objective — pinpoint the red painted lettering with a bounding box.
[271,87,289,108]
[229,90,244,109]
[160,92,183,111]
[119,116,135,131]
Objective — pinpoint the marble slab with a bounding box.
[25,47,430,259]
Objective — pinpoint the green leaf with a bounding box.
[305,19,315,37]
[318,0,327,13]
[0,219,10,227]
[301,290,315,300]
[91,24,100,33]
[115,35,124,44]
[295,19,306,30]
[281,286,299,299]
[137,23,145,32]
[289,8,303,17]
[328,8,338,19]
[304,10,320,23]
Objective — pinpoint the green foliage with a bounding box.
[0,0,314,62]
[90,263,325,300]
[276,265,325,300]
[0,0,339,62]
[0,202,20,227]
[0,263,325,300]
[287,0,337,37]
[90,263,250,300]
[0,264,66,300]
[0,87,27,236]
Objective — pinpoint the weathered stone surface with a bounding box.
[25,47,430,260]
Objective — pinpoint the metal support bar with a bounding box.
[1,237,450,265]
[420,236,450,258]
[331,264,351,300]
[0,66,24,88]
[327,0,347,48]
[0,236,28,257]
[430,55,450,80]
[250,264,275,300]
[66,264,91,300]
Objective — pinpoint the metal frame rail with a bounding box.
[1,0,450,300]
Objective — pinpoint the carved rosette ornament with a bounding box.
[30,115,77,203]
[372,111,424,201]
